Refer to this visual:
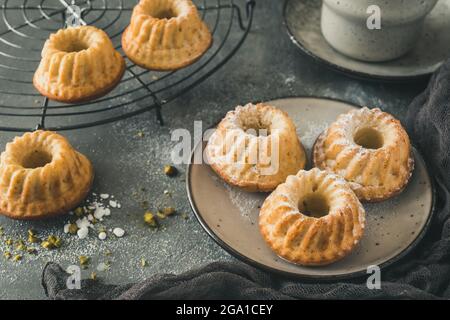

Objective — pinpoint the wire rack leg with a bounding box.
[155,105,164,126]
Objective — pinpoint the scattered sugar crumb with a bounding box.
[113,228,125,238]
[77,227,89,239]
[93,206,111,221]
[109,200,117,208]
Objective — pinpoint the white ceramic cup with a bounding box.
[321,0,439,62]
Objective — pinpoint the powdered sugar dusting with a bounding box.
[210,175,263,223]
[224,184,263,223]
[296,120,329,150]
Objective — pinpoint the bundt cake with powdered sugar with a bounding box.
[0,130,94,220]
[259,168,365,266]
[33,26,125,103]
[122,0,212,70]
[313,107,414,202]
[206,103,306,192]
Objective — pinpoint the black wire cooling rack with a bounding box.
[0,0,255,131]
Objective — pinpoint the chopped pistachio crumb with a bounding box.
[74,207,85,217]
[27,229,35,237]
[5,239,13,246]
[41,241,51,249]
[181,212,189,220]
[15,240,27,251]
[144,212,158,228]
[0,226,4,236]
[13,254,22,262]
[163,165,177,177]
[90,272,97,280]
[104,249,112,256]
[79,255,90,267]
[48,235,62,248]
[28,234,41,244]
[67,223,78,235]
[162,207,176,216]
[41,235,62,250]
[3,251,11,260]
[136,131,144,138]
[141,258,148,268]
[156,211,166,219]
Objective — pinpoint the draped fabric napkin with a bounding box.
[42,60,450,300]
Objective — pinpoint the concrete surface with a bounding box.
[0,0,428,299]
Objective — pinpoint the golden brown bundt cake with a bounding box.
[313,107,414,202]
[0,130,94,220]
[205,103,307,192]
[122,0,212,70]
[259,168,365,266]
[33,26,125,103]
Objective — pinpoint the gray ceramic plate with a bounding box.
[187,97,434,279]
[284,0,450,81]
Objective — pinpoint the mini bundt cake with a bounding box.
[0,130,94,220]
[206,103,307,192]
[313,107,414,202]
[122,0,212,70]
[34,26,125,103]
[259,168,365,266]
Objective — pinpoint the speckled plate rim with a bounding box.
[186,96,436,281]
[283,0,440,83]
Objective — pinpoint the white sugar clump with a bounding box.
[76,217,93,229]
[109,200,117,208]
[113,228,125,238]
[77,227,89,239]
[93,205,111,221]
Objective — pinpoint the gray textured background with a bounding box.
[0,0,428,299]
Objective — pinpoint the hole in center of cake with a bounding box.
[154,8,177,19]
[59,40,89,53]
[22,150,53,169]
[299,193,329,218]
[354,127,384,149]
